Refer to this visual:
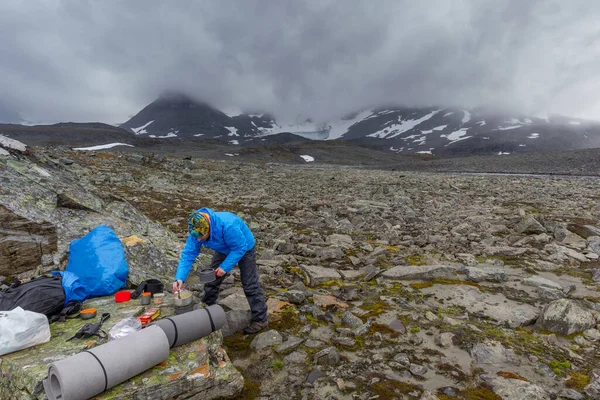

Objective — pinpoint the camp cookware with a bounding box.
[114,291,131,303]
[80,309,97,320]
[198,268,216,283]
[173,290,192,307]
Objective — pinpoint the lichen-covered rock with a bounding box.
[300,265,341,286]
[381,265,458,281]
[341,311,363,329]
[584,378,600,399]
[0,296,243,399]
[0,152,180,286]
[534,299,596,335]
[462,266,507,283]
[489,377,550,399]
[250,330,282,350]
[471,341,519,365]
[515,216,546,234]
[0,205,57,279]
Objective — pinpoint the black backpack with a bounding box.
[0,275,66,318]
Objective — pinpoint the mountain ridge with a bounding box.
[118,93,600,157]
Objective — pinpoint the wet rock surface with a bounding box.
[0,296,243,399]
[2,145,600,399]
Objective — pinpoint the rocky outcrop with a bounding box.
[381,265,458,280]
[534,299,596,335]
[0,205,57,279]
[0,150,180,285]
[0,297,243,399]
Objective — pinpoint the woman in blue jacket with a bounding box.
[173,208,268,334]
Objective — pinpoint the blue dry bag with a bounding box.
[54,225,128,304]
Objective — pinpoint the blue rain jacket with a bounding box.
[175,208,255,281]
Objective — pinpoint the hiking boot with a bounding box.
[243,320,268,335]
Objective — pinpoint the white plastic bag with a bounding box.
[0,307,51,356]
[108,318,142,341]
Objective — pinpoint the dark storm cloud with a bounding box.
[1,0,599,123]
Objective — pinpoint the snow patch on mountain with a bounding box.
[131,120,154,134]
[444,128,472,146]
[326,110,374,140]
[461,110,471,124]
[229,140,239,145]
[149,132,177,138]
[368,110,440,139]
[365,110,395,119]
[528,133,540,139]
[225,126,239,136]
[300,155,314,162]
[497,125,522,131]
[443,112,454,117]
[74,143,134,151]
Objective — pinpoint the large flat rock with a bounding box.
[381,265,458,281]
[0,296,243,399]
[421,285,540,328]
[300,265,341,286]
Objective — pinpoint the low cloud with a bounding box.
[1,0,599,123]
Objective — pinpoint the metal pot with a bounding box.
[199,268,216,283]
[174,290,193,307]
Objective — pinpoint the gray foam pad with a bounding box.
[44,325,169,400]
[152,304,226,348]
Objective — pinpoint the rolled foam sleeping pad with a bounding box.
[43,325,169,400]
[151,304,226,348]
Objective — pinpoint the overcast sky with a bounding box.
[1,0,600,124]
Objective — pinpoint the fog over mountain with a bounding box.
[1,1,600,124]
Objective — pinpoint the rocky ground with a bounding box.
[2,142,600,399]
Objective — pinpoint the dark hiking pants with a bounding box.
[201,247,268,323]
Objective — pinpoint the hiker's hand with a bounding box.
[173,280,183,293]
[215,267,226,277]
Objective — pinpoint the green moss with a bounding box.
[338,335,364,352]
[316,279,343,288]
[405,254,426,266]
[460,387,501,400]
[223,332,253,358]
[304,313,325,327]
[497,371,528,381]
[548,360,571,376]
[270,359,284,370]
[369,323,400,338]
[566,372,591,391]
[370,376,423,398]
[486,255,521,266]
[359,300,391,319]
[552,267,592,281]
[410,279,482,291]
[270,308,303,332]
[410,327,420,333]
[447,321,559,361]
[236,378,261,400]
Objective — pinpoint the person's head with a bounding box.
[188,211,210,241]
